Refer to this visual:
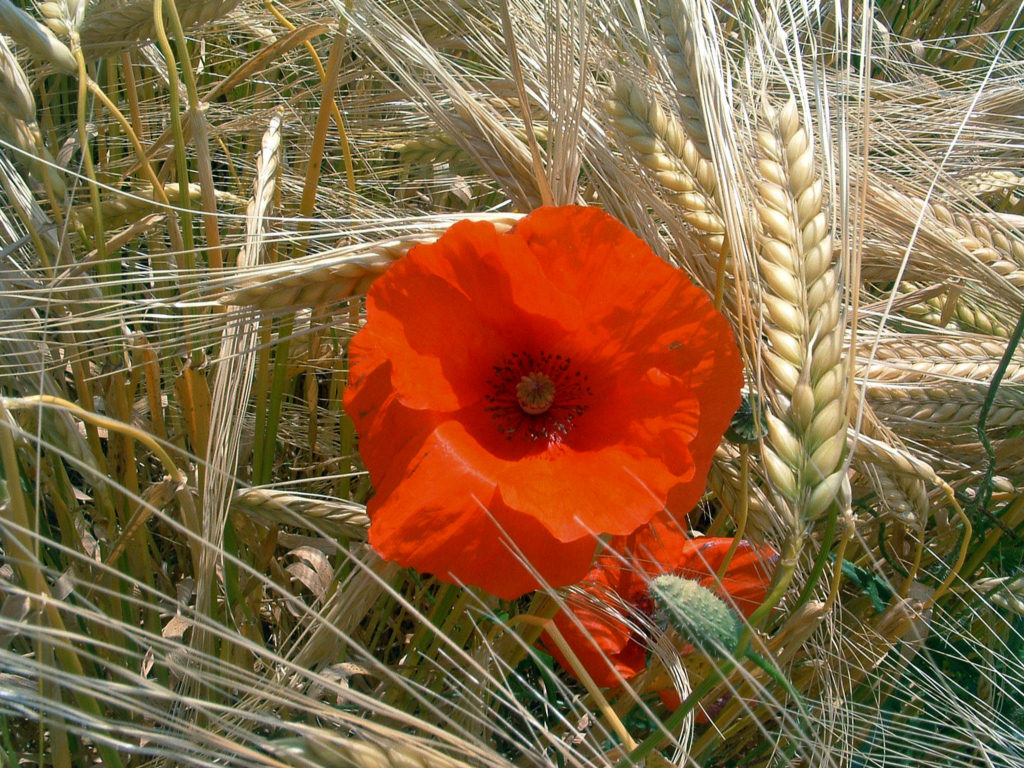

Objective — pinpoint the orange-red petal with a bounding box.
[543,531,778,687]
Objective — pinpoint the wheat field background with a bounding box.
[1,0,1024,765]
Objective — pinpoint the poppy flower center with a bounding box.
[485,351,592,442]
[516,372,556,414]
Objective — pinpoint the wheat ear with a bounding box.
[220,214,522,310]
[897,281,1011,336]
[853,410,932,527]
[859,337,1024,428]
[972,577,1024,617]
[76,0,243,56]
[73,182,245,234]
[284,732,477,768]
[930,202,1024,289]
[866,383,1024,429]
[655,0,710,155]
[757,100,848,528]
[0,0,75,72]
[0,36,35,124]
[0,110,67,202]
[867,335,1020,363]
[961,170,1024,205]
[232,488,369,539]
[707,444,777,543]
[394,133,468,166]
[605,78,725,259]
[240,108,282,267]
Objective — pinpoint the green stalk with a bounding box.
[162,0,223,268]
[0,403,125,768]
[70,37,111,289]
[616,658,736,768]
[258,34,347,483]
[152,0,196,266]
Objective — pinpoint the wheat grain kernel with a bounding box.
[797,179,823,226]
[765,328,804,366]
[675,191,713,211]
[764,294,804,335]
[807,400,843,450]
[760,260,802,304]
[806,471,849,520]
[764,448,799,499]
[766,413,803,467]
[810,431,846,478]
[683,210,725,234]
[759,181,790,213]
[791,381,816,431]
[806,271,837,313]
[758,158,786,186]
[802,212,828,250]
[809,296,840,338]
[810,335,842,379]
[762,238,797,271]
[765,351,801,393]
[804,238,833,283]
[760,206,797,245]
[813,368,843,406]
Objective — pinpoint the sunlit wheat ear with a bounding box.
[36,0,85,39]
[605,78,725,267]
[972,577,1024,617]
[869,334,1020,365]
[0,165,97,473]
[858,333,1024,481]
[395,133,469,167]
[897,281,1011,336]
[219,213,523,310]
[0,0,75,71]
[852,408,932,528]
[864,366,1024,429]
[930,201,1024,291]
[0,37,66,198]
[768,600,827,667]
[233,488,369,539]
[0,111,66,198]
[188,110,285,667]
[756,100,848,529]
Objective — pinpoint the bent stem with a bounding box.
[616,658,736,768]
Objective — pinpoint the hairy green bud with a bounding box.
[649,575,742,656]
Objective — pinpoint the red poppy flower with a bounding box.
[343,206,743,599]
[543,519,778,688]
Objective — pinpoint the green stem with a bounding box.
[616,659,736,768]
[973,306,1024,518]
[787,510,839,618]
[152,0,196,264]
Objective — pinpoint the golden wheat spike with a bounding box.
[756,100,848,526]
